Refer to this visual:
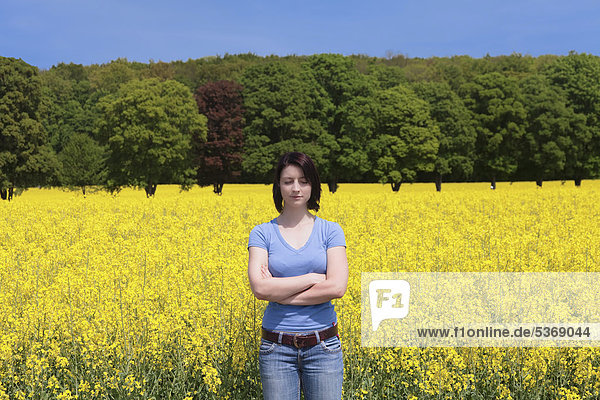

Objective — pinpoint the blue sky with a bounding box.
[1,0,599,70]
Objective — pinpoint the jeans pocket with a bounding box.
[320,335,342,353]
[259,339,276,355]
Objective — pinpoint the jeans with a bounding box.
[259,333,344,400]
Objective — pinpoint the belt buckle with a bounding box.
[293,333,304,348]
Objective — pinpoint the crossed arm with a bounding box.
[247,246,348,305]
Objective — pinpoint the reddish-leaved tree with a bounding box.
[194,80,244,194]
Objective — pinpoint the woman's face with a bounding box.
[279,164,311,209]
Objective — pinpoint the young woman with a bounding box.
[247,152,349,400]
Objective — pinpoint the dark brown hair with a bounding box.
[273,152,321,213]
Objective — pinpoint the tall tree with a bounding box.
[304,54,375,191]
[368,85,439,191]
[412,81,477,191]
[0,57,59,201]
[545,52,600,186]
[240,61,331,182]
[194,80,244,195]
[58,132,108,195]
[40,65,96,154]
[459,72,527,189]
[96,78,207,197]
[518,74,585,187]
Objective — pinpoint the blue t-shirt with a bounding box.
[247,215,346,332]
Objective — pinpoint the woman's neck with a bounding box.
[277,208,314,227]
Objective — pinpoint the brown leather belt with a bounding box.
[261,324,338,348]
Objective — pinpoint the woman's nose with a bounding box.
[292,180,300,190]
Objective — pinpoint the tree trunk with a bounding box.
[0,188,6,200]
[536,178,543,187]
[82,186,86,196]
[435,173,442,192]
[145,183,157,197]
[213,182,224,195]
[7,187,13,201]
[490,177,496,190]
[391,182,401,192]
[327,180,339,193]
[574,178,582,187]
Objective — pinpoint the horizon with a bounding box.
[7,50,589,71]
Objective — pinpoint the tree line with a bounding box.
[1,52,599,199]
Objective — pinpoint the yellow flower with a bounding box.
[0,183,599,398]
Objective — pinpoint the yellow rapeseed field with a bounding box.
[1,182,599,399]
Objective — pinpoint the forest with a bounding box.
[1,52,599,199]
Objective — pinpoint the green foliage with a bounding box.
[144,60,175,81]
[545,52,600,179]
[303,54,377,188]
[368,85,439,188]
[7,53,600,190]
[240,60,331,182]
[88,58,140,93]
[369,64,407,90]
[412,81,476,180]
[58,132,108,194]
[40,66,97,153]
[336,94,377,181]
[460,72,527,182]
[518,74,586,183]
[96,78,207,196]
[0,57,59,199]
[546,52,600,118]
[486,53,535,78]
